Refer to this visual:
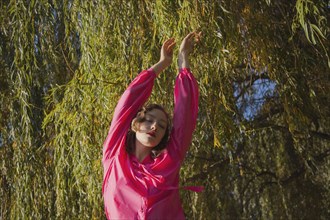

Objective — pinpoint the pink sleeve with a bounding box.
[102,69,156,165]
[169,68,199,161]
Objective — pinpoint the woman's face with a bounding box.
[134,109,168,148]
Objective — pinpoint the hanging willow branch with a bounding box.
[1,0,329,219]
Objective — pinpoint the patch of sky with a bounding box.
[234,75,277,120]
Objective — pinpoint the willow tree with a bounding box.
[1,0,329,219]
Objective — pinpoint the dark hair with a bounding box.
[126,104,171,157]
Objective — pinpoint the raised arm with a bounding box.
[102,38,176,166]
[151,38,176,75]
[169,32,201,160]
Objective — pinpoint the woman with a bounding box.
[102,31,201,219]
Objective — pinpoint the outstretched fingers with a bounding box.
[164,38,174,47]
[195,31,202,43]
[186,32,195,40]
[188,31,202,43]
[167,40,176,51]
[163,38,176,53]
[178,31,202,57]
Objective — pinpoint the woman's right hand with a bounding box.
[150,38,176,76]
[160,38,176,66]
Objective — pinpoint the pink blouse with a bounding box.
[102,68,199,219]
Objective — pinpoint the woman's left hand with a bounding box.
[179,32,201,56]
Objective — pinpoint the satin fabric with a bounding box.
[102,68,199,219]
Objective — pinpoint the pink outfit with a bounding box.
[102,68,199,220]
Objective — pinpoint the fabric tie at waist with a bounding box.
[156,185,204,192]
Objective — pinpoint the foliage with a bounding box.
[1,0,329,219]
